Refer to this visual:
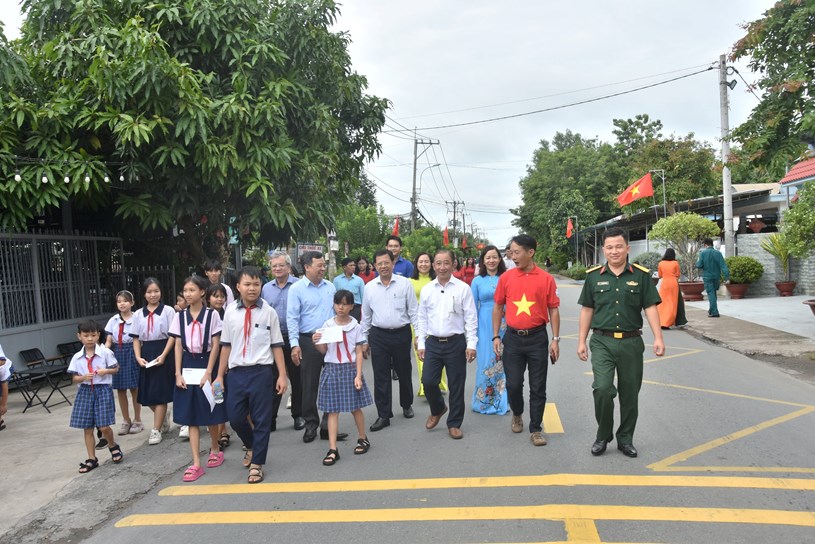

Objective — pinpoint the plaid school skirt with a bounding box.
[70,384,116,429]
[112,343,139,390]
[317,362,373,413]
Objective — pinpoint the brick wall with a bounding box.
[737,233,815,296]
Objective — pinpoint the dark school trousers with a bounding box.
[589,333,644,444]
[299,334,326,432]
[369,325,414,419]
[422,334,466,429]
[502,329,549,434]
[271,337,301,423]
[226,365,274,465]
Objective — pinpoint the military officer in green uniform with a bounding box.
[577,227,665,458]
[695,238,730,318]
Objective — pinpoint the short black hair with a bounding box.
[702,238,714,246]
[237,266,262,281]
[77,319,100,334]
[340,257,355,267]
[373,248,394,262]
[203,258,222,272]
[301,251,324,267]
[662,248,676,261]
[386,235,403,247]
[510,234,537,252]
[602,227,629,244]
[333,289,355,305]
[182,275,209,291]
[433,248,455,262]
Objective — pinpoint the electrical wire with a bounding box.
[730,67,762,101]
[383,67,715,132]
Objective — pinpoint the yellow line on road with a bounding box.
[644,348,703,364]
[648,405,815,472]
[158,473,815,497]
[643,380,814,408]
[563,519,600,542]
[116,504,815,528]
[544,402,564,434]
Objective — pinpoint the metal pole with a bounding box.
[719,54,735,257]
[410,135,418,232]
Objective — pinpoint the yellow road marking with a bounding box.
[116,504,815,528]
[158,473,815,496]
[644,348,703,364]
[648,405,815,472]
[544,402,564,434]
[563,519,600,542]
[643,380,814,408]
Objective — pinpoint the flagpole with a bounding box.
[649,169,666,218]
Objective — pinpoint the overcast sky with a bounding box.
[1,1,776,245]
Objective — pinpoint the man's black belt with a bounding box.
[427,334,463,343]
[300,332,316,336]
[371,324,410,331]
[593,329,642,339]
[507,325,547,337]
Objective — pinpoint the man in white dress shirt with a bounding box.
[416,249,478,439]
[361,248,418,432]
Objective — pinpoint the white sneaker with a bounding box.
[179,425,189,439]
[148,429,162,445]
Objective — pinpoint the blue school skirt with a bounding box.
[173,351,227,426]
[70,384,115,429]
[317,363,373,413]
[137,339,175,406]
[112,343,139,390]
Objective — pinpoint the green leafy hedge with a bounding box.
[724,256,764,284]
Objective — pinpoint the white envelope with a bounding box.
[144,359,160,368]
[316,326,343,345]
[182,368,206,385]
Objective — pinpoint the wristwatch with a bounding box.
[551,336,561,342]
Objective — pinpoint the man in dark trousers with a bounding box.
[577,227,664,458]
[492,234,561,447]
[696,238,730,318]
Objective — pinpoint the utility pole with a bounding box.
[410,136,439,232]
[446,200,465,248]
[719,54,735,257]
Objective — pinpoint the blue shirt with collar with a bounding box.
[392,256,414,277]
[261,275,298,334]
[286,277,336,347]
[332,273,365,304]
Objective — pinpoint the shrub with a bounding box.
[647,212,720,281]
[633,251,661,271]
[725,256,764,284]
[565,264,587,281]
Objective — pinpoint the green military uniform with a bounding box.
[696,246,730,317]
[577,262,661,444]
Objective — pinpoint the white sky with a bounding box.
[1,1,776,245]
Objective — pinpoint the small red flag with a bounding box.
[617,172,654,207]
[566,218,574,238]
[392,217,399,236]
[443,227,449,247]
[462,236,467,249]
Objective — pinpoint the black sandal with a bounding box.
[322,449,340,466]
[354,437,370,455]
[79,458,99,473]
[109,444,124,463]
[218,432,231,448]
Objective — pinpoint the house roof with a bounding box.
[779,156,815,185]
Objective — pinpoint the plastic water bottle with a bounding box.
[213,381,224,404]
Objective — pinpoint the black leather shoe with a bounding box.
[391,369,399,381]
[403,407,414,419]
[369,417,390,432]
[293,417,306,430]
[591,437,611,456]
[303,428,317,443]
[320,429,348,441]
[617,443,638,457]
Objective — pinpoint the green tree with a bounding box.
[781,181,815,258]
[647,212,720,281]
[731,0,815,174]
[335,204,389,261]
[402,226,444,263]
[0,0,387,266]
[612,114,663,160]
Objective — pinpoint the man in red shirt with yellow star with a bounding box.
[492,234,561,447]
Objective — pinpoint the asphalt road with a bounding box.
[17,282,815,544]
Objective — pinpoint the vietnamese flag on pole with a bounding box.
[392,217,399,236]
[617,172,654,207]
[443,227,449,247]
[462,236,467,249]
[566,218,574,238]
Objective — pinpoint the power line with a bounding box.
[384,67,715,132]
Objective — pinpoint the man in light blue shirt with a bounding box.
[286,251,338,443]
[261,250,303,431]
[333,257,365,321]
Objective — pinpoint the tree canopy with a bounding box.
[731,0,815,174]
[0,0,388,264]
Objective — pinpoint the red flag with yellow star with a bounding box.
[617,173,654,207]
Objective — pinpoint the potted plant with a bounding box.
[759,233,796,296]
[633,251,661,285]
[647,212,720,301]
[723,256,763,299]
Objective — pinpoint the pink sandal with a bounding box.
[182,465,205,482]
[207,451,225,468]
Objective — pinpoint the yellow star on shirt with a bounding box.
[512,294,536,316]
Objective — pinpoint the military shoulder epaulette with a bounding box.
[586,265,602,273]
[632,263,650,273]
